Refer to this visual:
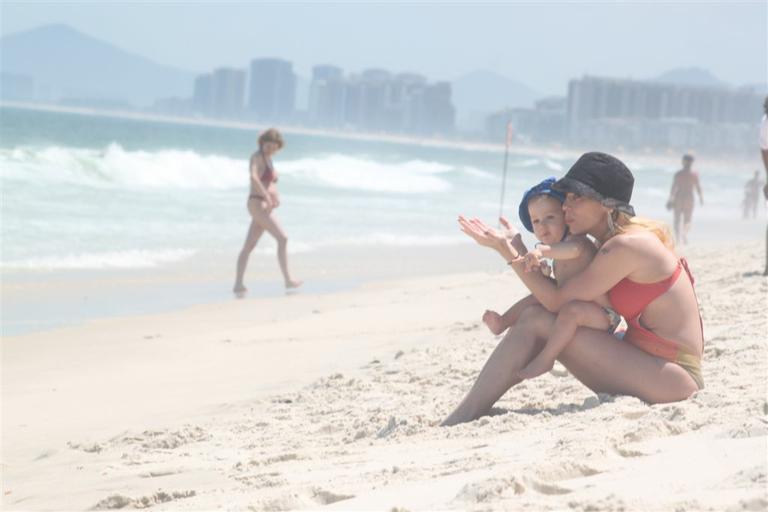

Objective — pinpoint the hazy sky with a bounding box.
[2,1,765,95]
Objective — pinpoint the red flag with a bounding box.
[506,122,514,146]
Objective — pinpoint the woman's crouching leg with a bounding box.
[441,305,555,426]
[557,327,699,403]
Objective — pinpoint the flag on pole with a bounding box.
[498,121,513,222]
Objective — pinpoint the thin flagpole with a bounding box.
[498,121,513,225]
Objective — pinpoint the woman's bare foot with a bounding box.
[285,279,303,289]
[233,284,247,298]
[482,310,506,335]
[517,354,555,380]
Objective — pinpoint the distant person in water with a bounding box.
[667,154,703,244]
[760,96,768,275]
[742,170,764,219]
[234,128,302,296]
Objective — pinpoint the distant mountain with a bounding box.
[452,69,541,130]
[652,67,728,89]
[0,24,196,107]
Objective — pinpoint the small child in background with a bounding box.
[481,177,622,380]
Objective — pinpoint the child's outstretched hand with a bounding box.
[499,216,521,240]
[524,249,543,273]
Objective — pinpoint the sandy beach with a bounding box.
[2,239,766,511]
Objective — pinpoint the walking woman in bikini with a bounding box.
[234,128,302,296]
[445,152,703,426]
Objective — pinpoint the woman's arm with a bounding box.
[509,236,639,312]
[501,293,543,325]
[267,183,280,208]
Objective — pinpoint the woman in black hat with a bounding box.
[444,152,704,426]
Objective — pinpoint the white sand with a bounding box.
[2,241,767,511]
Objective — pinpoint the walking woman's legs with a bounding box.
[441,305,554,426]
[250,208,301,288]
[234,219,265,295]
[673,207,682,244]
[764,223,767,276]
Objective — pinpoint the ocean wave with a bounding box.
[0,143,245,190]
[517,158,541,168]
[278,154,452,194]
[513,157,563,172]
[543,159,564,172]
[0,144,456,194]
[1,249,196,270]
[461,166,495,179]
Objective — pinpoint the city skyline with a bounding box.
[2,1,765,96]
[187,59,457,136]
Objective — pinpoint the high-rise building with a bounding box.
[566,75,762,151]
[420,81,455,135]
[343,75,363,127]
[192,73,213,116]
[212,67,246,117]
[485,96,566,144]
[193,69,246,118]
[248,58,296,120]
[308,65,346,127]
[312,65,343,82]
[358,69,392,131]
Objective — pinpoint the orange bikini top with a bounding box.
[608,258,694,322]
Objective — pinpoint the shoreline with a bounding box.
[3,220,765,337]
[1,101,759,169]
[1,243,503,337]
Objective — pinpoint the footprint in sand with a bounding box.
[613,443,652,458]
[91,490,196,510]
[256,488,354,511]
[33,449,58,460]
[312,488,355,505]
[534,462,602,481]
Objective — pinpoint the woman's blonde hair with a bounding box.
[258,128,284,149]
[612,211,675,250]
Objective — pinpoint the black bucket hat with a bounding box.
[553,152,635,216]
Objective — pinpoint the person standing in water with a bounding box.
[234,128,302,296]
[742,170,764,219]
[667,154,703,245]
[760,96,768,275]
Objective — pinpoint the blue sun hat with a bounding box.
[518,177,566,232]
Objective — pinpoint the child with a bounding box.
[481,177,622,380]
